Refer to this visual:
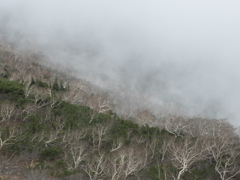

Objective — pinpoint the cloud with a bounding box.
[1,0,240,125]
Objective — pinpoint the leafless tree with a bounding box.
[106,146,146,180]
[20,103,38,121]
[24,80,34,98]
[120,146,145,180]
[43,117,65,147]
[62,129,88,170]
[86,94,112,114]
[161,115,188,138]
[96,96,112,114]
[110,138,124,152]
[206,126,240,180]
[0,123,17,151]
[83,151,108,180]
[31,91,49,108]
[64,140,88,170]
[39,108,52,124]
[0,102,16,123]
[168,136,207,180]
[142,135,159,167]
[89,109,98,124]
[159,136,174,162]
[107,153,125,180]
[92,123,111,150]
[134,110,156,126]
[44,89,62,108]
[62,89,85,105]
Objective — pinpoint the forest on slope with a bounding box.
[0,42,240,180]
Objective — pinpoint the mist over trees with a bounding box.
[0,1,240,180]
[0,34,240,180]
[0,0,240,125]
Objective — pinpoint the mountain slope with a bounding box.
[0,42,240,180]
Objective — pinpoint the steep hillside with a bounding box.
[0,43,240,180]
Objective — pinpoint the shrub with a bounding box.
[0,78,24,96]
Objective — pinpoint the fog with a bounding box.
[1,0,240,125]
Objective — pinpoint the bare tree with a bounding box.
[89,109,98,123]
[120,146,145,180]
[63,129,88,170]
[92,123,111,150]
[43,117,65,147]
[159,136,174,162]
[39,108,52,124]
[20,103,38,121]
[83,151,108,180]
[134,110,156,126]
[110,138,124,152]
[24,81,34,98]
[64,141,88,170]
[161,116,188,138]
[0,123,17,151]
[206,127,240,180]
[96,96,112,113]
[0,102,16,123]
[107,153,125,180]
[45,89,62,108]
[106,146,146,180]
[62,89,85,105]
[31,91,49,108]
[86,94,112,114]
[168,136,207,180]
[143,135,159,167]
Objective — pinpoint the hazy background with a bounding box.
[1,0,240,125]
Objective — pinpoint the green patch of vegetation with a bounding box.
[52,101,92,129]
[52,77,67,91]
[36,78,49,88]
[0,78,24,97]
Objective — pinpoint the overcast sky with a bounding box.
[1,0,240,125]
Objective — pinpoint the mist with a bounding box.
[1,0,240,125]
